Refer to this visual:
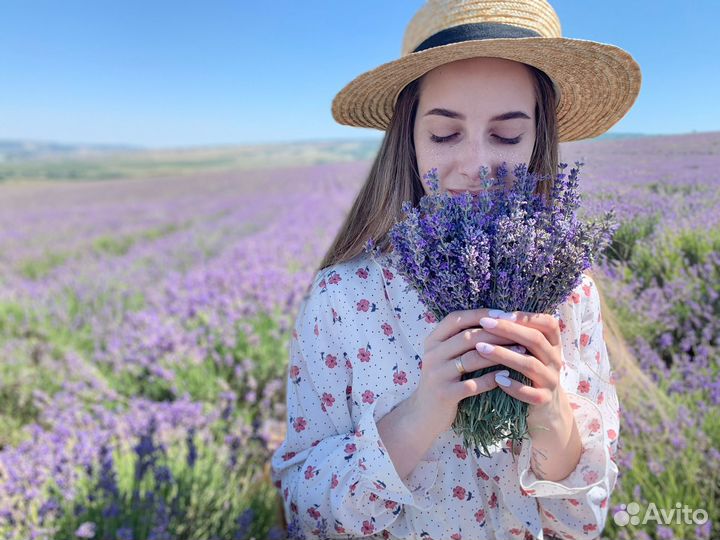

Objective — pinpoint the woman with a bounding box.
[271,1,642,539]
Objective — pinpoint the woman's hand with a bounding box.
[473,310,570,426]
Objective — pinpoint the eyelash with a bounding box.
[430,133,521,145]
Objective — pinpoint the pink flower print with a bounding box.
[570,401,581,410]
[582,283,592,297]
[281,451,296,461]
[568,498,580,506]
[577,380,591,393]
[383,268,394,281]
[304,465,318,479]
[356,267,369,279]
[362,390,375,404]
[357,299,370,312]
[292,328,298,339]
[321,392,335,409]
[334,524,346,534]
[596,350,601,365]
[345,357,352,370]
[607,428,618,441]
[385,500,398,510]
[314,322,319,336]
[476,467,489,481]
[368,493,378,502]
[583,469,599,483]
[393,370,407,385]
[331,473,338,488]
[488,491,498,508]
[571,292,581,304]
[290,502,298,514]
[453,444,468,460]
[307,506,321,519]
[597,391,605,405]
[324,353,337,369]
[493,475,500,483]
[358,347,371,363]
[588,417,601,434]
[331,307,341,324]
[328,272,342,285]
[318,279,326,290]
[580,333,591,348]
[452,485,466,500]
[344,443,356,455]
[290,365,300,378]
[381,322,394,339]
[361,520,375,535]
[292,417,307,432]
[311,439,320,447]
[474,509,486,525]
[451,534,462,540]
[509,528,523,535]
[583,523,598,534]
[601,497,608,508]
[346,385,352,397]
[424,311,436,323]
[543,509,557,521]
[559,318,566,332]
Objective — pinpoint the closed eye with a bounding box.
[430,133,522,144]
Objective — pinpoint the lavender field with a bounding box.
[1,132,719,540]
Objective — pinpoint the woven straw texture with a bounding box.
[331,0,641,142]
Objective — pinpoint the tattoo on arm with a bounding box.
[530,446,549,480]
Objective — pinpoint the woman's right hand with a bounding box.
[408,308,525,435]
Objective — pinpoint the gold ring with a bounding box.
[455,358,466,375]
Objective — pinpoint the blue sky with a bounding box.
[1,1,718,147]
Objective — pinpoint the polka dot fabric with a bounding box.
[271,252,620,540]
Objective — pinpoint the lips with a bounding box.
[448,189,484,196]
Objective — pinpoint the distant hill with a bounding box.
[0,140,140,163]
[0,132,712,183]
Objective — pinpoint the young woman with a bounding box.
[271,1,642,539]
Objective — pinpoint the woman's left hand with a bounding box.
[474,310,569,424]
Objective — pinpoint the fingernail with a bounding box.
[479,317,498,329]
[488,309,517,321]
[476,342,494,354]
[495,373,512,387]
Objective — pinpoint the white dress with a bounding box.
[271,251,620,540]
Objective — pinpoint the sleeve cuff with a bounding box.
[351,391,440,513]
[517,392,611,499]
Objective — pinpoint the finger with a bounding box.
[494,371,552,406]
[455,370,500,401]
[475,342,553,387]
[429,328,515,368]
[446,350,499,380]
[506,311,561,348]
[427,307,517,346]
[477,317,556,368]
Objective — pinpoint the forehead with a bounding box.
[417,57,536,113]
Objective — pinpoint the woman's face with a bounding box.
[413,57,537,196]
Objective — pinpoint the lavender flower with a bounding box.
[366,161,617,455]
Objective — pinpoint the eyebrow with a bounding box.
[423,108,531,122]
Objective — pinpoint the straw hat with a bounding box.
[331,0,641,142]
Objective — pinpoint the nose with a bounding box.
[456,137,499,186]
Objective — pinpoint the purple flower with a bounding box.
[75,521,96,538]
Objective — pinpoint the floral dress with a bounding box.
[270,251,620,540]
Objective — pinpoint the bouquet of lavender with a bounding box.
[365,161,617,457]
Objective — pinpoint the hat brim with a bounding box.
[331,37,641,142]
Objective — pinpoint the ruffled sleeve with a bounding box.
[270,266,439,539]
[515,274,619,540]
